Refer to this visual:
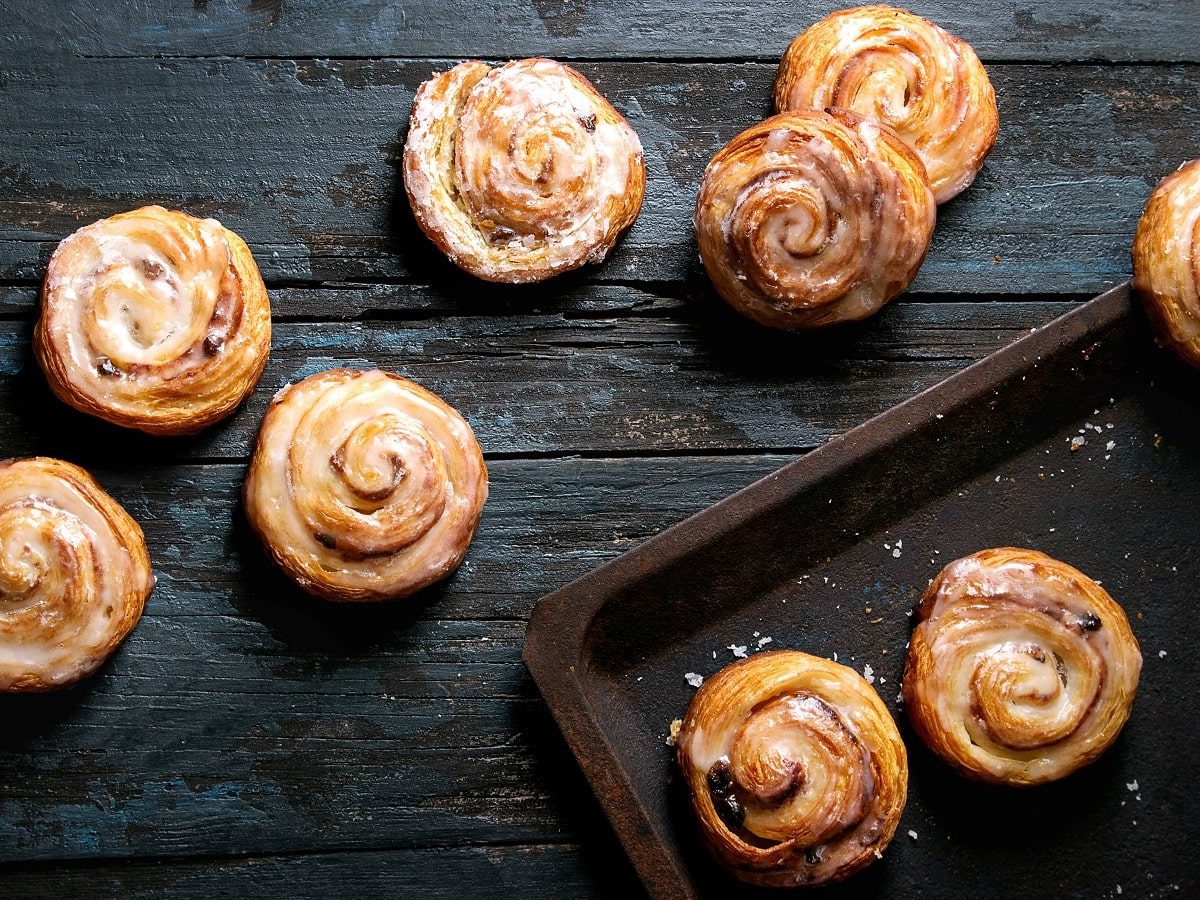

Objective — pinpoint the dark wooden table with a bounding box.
[0,3,1196,897]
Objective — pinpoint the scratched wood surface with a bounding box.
[0,2,1197,897]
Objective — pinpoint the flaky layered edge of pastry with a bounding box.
[243,368,488,603]
[774,3,998,204]
[902,548,1142,786]
[403,58,646,283]
[676,650,908,887]
[0,457,154,692]
[35,205,271,436]
[694,108,935,330]
[1132,158,1200,369]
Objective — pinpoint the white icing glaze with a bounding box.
[696,110,934,329]
[906,549,1142,784]
[1133,159,1200,352]
[777,6,997,204]
[245,370,487,602]
[677,651,906,887]
[404,59,644,282]
[36,205,270,432]
[0,459,152,691]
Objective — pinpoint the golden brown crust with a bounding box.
[403,58,646,283]
[902,548,1142,786]
[0,457,153,692]
[243,369,488,603]
[34,205,271,436]
[774,4,998,204]
[1132,159,1200,369]
[694,108,935,330]
[676,650,908,887]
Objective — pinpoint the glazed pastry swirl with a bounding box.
[903,549,1142,785]
[774,5,998,204]
[244,369,487,602]
[0,458,153,692]
[676,651,908,887]
[35,206,271,435]
[695,109,935,329]
[404,58,646,283]
[1132,159,1200,369]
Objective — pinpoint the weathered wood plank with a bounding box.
[8,0,1198,63]
[0,844,643,900]
[0,456,788,864]
[0,300,1072,459]
[0,59,1195,290]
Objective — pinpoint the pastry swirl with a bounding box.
[676,651,908,887]
[774,5,998,204]
[403,58,646,283]
[244,369,487,602]
[35,206,271,435]
[903,549,1142,785]
[1132,159,1200,368]
[694,108,935,329]
[0,457,153,692]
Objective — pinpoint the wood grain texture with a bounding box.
[0,58,1196,290]
[0,298,1072,459]
[7,1,1198,62]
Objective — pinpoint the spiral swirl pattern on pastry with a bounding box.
[403,58,646,283]
[774,5,998,204]
[35,205,271,435]
[1132,159,1200,369]
[244,369,487,602]
[903,549,1142,785]
[694,108,934,330]
[676,651,908,887]
[0,457,153,692]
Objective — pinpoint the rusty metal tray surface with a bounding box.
[523,284,1199,899]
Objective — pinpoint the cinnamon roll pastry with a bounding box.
[35,205,271,435]
[676,650,908,887]
[403,58,646,283]
[244,369,487,603]
[694,108,935,330]
[0,457,153,692]
[1132,159,1200,369]
[774,5,999,204]
[903,549,1142,786]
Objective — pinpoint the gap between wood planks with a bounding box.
[0,284,1097,322]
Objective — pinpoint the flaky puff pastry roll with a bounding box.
[903,549,1142,786]
[775,5,998,204]
[244,369,487,603]
[0,458,153,692]
[676,651,908,887]
[695,108,934,330]
[35,206,271,436]
[1132,159,1200,368]
[403,58,646,283]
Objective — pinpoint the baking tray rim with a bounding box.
[522,282,1133,897]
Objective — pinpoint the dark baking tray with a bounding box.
[524,284,1199,899]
